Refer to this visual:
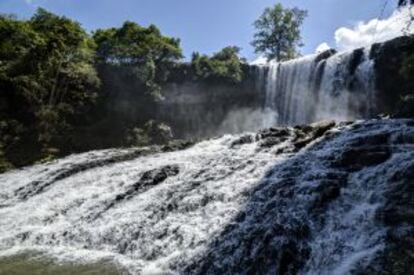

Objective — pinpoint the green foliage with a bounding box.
[93,21,182,97]
[0,9,251,172]
[0,119,24,172]
[0,8,100,161]
[252,3,307,61]
[0,148,13,173]
[191,46,245,83]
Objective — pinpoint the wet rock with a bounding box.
[348,48,365,75]
[161,140,194,152]
[259,136,289,148]
[376,162,414,226]
[365,132,414,274]
[14,141,191,201]
[333,146,391,171]
[230,134,255,148]
[89,165,180,220]
[314,49,337,63]
[380,207,414,225]
[258,128,290,139]
[371,35,414,113]
[393,94,414,118]
[310,180,344,212]
[293,120,336,150]
[115,165,179,203]
[140,165,180,184]
[257,128,291,148]
[309,120,336,137]
[2,119,414,275]
[348,132,390,147]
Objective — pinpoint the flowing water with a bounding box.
[1,37,412,274]
[1,119,413,274]
[257,48,376,127]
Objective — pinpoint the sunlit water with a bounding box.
[0,119,413,274]
[257,47,376,127]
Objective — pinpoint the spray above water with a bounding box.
[0,119,413,274]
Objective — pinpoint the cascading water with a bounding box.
[1,35,413,274]
[258,47,377,126]
[0,119,413,274]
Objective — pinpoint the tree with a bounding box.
[93,22,182,97]
[191,46,245,83]
[252,4,307,61]
[0,8,100,160]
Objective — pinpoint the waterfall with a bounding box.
[0,119,413,274]
[259,47,377,126]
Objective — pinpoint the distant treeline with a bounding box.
[0,8,251,172]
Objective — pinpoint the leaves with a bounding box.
[93,21,182,96]
[0,8,100,156]
[191,46,244,83]
[252,4,307,61]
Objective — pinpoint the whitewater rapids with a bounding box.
[0,119,413,274]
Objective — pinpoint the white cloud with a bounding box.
[315,42,331,53]
[250,55,268,66]
[334,6,414,51]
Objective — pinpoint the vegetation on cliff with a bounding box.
[0,9,100,169]
[190,46,246,84]
[0,8,253,172]
[93,21,183,98]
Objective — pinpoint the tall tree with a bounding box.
[0,8,100,159]
[252,3,307,61]
[93,22,182,97]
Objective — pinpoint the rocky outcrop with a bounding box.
[89,165,180,221]
[393,94,414,118]
[371,35,414,114]
[186,119,414,275]
[255,120,337,152]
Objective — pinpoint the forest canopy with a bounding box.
[0,8,100,166]
[0,8,250,172]
[191,46,246,84]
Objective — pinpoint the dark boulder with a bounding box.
[293,120,336,150]
[371,35,414,114]
[371,160,414,275]
[392,94,414,118]
[314,49,337,63]
[257,128,291,148]
[90,165,180,221]
[332,146,391,171]
[230,134,256,148]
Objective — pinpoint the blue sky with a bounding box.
[0,0,397,61]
